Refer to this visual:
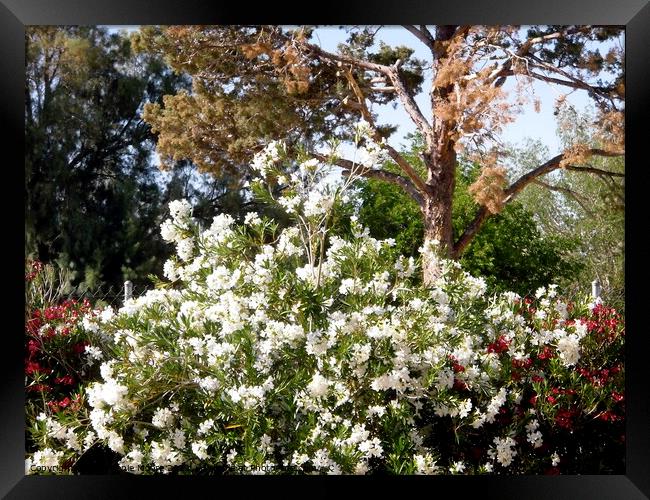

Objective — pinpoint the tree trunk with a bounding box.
[421,156,456,286]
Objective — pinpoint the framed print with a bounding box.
[4,1,649,498]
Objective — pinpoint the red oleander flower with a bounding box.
[537,346,555,360]
[598,410,622,422]
[555,409,575,429]
[53,375,75,386]
[73,341,89,354]
[27,340,40,357]
[453,379,468,391]
[25,360,47,375]
[26,384,50,393]
[452,361,465,373]
[25,261,44,281]
[26,315,43,336]
[611,391,624,403]
[512,358,533,369]
[70,394,83,411]
[46,400,61,413]
[487,335,510,354]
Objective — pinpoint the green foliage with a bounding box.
[25,27,173,290]
[24,27,258,293]
[25,260,110,473]
[508,106,624,309]
[25,201,625,475]
[356,159,583,296]
[456,203,583,296]
[25,141,625,475]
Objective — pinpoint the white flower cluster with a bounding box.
[250,140,284,178]
[38,140,599,476]
[74,200,582,474]
[525,419,543,448]
[490,436,518,467]
[152,407,175,429]
[556,334,581,367]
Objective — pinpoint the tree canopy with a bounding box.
[26,26,188,291]
[132,25,624,284]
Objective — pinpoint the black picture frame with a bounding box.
[4,1,649,498]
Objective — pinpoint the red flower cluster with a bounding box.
[487,335,510,354]
[554,408,577,429]
[434,294,626,475]
[537,346,555,361]
[46,394,83,414]
[25,264,96,418]
[611,391,624,403]
[510,357,534,381]
[512,358,533,370]
[586,304,624,341]
[597,410,623,422]
[25,360,51,376]
[25,260,44,281]
[577,365,622,387]
[26,299,92,339]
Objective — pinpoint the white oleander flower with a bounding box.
[152,407,175,429]
[556,335,581,366]
[192,440,209,460]
[307,373,330,398]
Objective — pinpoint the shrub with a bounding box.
[25,132,624,475]
[25,261,111,474]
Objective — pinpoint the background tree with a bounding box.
[132,26,426,176]
[356,136,583,295]
[26,27,205,293]
[509,104,624,308]
[134,25,624,285]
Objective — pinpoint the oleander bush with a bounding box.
[25,261,112,473]
[25,134,624,475]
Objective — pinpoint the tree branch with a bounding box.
[564,165,625,178]
[490,26,593,88]
[525,69,616,105]
[503,149,623,203]
[344,70,429,195]
[452,206,490,259]
[524,26,592,49]
[453,148,624,256]
[451,26,472,41]
[296,33,434,154]
[402,25,435,51]
[532,179,596,216]
[295,37,392,75]
[384,65,433,140]
[312,152,423,205]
